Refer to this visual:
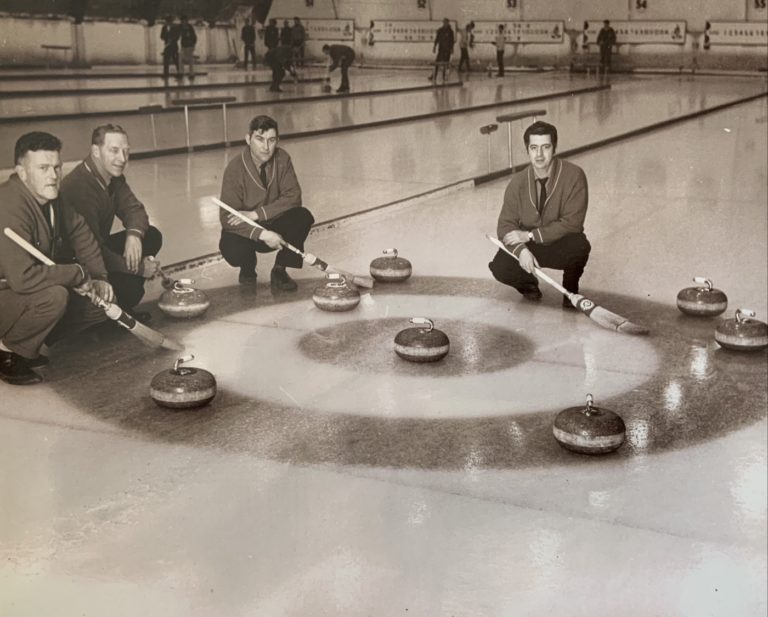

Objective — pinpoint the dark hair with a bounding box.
[603,20,610,26]
[248,115,279,137]
[322,44,330,51]
[14,132,62,165]
[524,121,558,150]
[91,123,128,146]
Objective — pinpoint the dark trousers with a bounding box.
[600,47,613,72]
[338,58,352,91]
[489,233,591,294]
[0,286,105,358]
[219,207,314,272]
[106,226,163,311]
[243,44,256,69]
[458,48,470,72]
[163,47,179,77]
[496,49,505,76]
[269,62,285,90]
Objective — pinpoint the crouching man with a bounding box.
[0,132,114,385]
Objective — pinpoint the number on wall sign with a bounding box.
[636,0,648,9]
[305,0,314,6]
[417,0,426,9]
[507,0,518,8]
[755,0,767,10]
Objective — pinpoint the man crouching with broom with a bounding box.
[0,132,114,385]
[489,120,591,309]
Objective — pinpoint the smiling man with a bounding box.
[60,124,162,320]
[0,132,113,385]
[219,115,314,292]
[489,121,591,308]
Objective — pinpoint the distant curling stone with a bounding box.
[312,273,360,312]
[369,248,412,282]
[322,77,332,93]
[158,279,210,319]
[150,355,217,409]
[394,317,449,363]
[676,276,727,317]
[553,394,626,455]
[715,309,768,352]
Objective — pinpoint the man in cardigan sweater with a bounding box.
[0,132,114,385]
[60,124,162,319]
[219,115,314,292]
[489,121,591,308]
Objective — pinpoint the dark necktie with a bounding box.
[537,178,548,211]
[259,163,268,187]
[42,203,53,234]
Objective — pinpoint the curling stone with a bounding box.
[158,279,210,319]
[150,355,217,409]
[553,394,626,455]
[312,273,360,312]
[369,248,412,283]
[676,277,727,317]
[322,77,332,93]
[715,309,768,352]
[394,317,449,363]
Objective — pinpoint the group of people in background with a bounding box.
[245,17,306,71]
[160,14,198,79]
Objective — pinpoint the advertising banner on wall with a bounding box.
[584,20,686,45]
[747,0,767,21]
[473,21,565,44]
[704,21,767,45]
[272,18,354,41]
[370,20,458,42]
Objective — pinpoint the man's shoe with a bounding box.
[270,267,298,292]
[562,295,578,310]
[238,269,258,286]
[27,354,50,368]
[336,87,349,93]
[269,86,283,92]
[519,286,542,302]
[0,350,42,385]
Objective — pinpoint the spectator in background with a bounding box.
[241,18,257,70]
[160,15,180,79]
[265,45,297,92]
[264,18,279,50]
[493,24,506,77]
[322,44,355,93]
[457,21,475,73]
[179,14,197,78]
[280,20,293,46]
[291,17,307,68]
[430,18,454,82]
[597,20,617,73]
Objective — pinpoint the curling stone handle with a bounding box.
[692,276,713,290]
[326,272,347,287]
[383,248,398,257]
[584,393,595,416]
[173,279,196,292]
[174,354,195,371]
[735,309,756,323]
[410,317,434,331]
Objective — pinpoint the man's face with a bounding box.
[16,149,62,204]
[92,131,129,179]
[527,134,555,175]
[246,128,278,165]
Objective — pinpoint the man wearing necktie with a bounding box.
[489,121,591,308]
[0,132,114,385]
[219,115,314,292]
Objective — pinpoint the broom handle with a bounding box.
[486,235,571,297]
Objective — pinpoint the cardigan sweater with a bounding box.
[60,156,150,274]
[497,158,588,258]
[219,147,302,241]
[0,174,107,294]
